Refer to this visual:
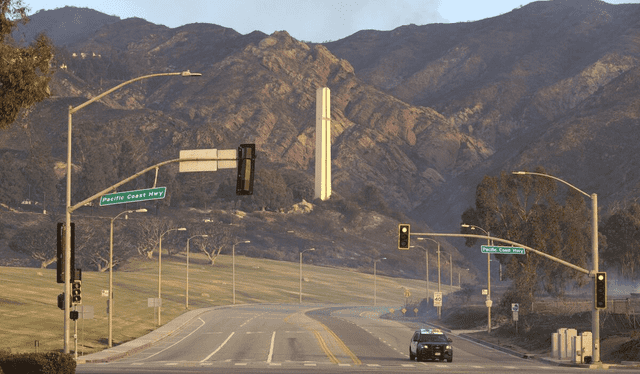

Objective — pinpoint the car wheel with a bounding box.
[446,357,452,362]
[409,348,415,361]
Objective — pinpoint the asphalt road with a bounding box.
[76,304,628,374]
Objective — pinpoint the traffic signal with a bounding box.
[57,293,65,310]
[56,222,75,283]
[236,144,256,195]
[72,280,82,305]
[595,272,606,309]
[398,224,410,250]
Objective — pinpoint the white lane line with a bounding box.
[266,331,276,363]
[131,317,207,362]
[200,332,235,362]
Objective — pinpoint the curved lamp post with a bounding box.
[232,240,251,304]
[461,223,492,332]
[158,227,187,325]
[417,237,440,304]
[108,208,146,348]
[299,248,315,303]
[373,257,386,306]
[513,170,601,364]
[186,234,209,309]
[63,70,201,352]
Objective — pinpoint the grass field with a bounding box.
[0,251,455,355]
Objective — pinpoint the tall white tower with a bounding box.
[315,87,331,201]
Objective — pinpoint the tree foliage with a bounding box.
[601,202,640,280]
[1,0,54,129]
[460,167,592,311]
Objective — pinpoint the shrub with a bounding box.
[0,352,76,374]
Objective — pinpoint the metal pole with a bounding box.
[450,254,453,291]
[108,218,113,348]
[426,250,429,301]
[64,108,72,353]
[63,72,200,352]
[592,193,600,364]
[374,260,377,306]
[437,243,441,319]
[158,235,162,326]
[512,171,600,364]
[232,240,250,305]
[299,252,303,304]
[186,239,190,309]
[488,232,491,334]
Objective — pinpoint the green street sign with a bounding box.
[99,187,166,206]
[481,245,525,255]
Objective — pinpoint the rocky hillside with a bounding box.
[2,1,640,276]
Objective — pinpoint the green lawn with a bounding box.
[0,251,454,355]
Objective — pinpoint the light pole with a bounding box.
[412,244,429,301]
[299,248,315,303]
[63,70,200,353]
[108,208,146,348]
[373,257,386,306]
[158,227,186,325]
[232,240,251,304]
[461,223,492,332]
[513,170,601,365]
[186,234,209,309]
[417,237,440,304]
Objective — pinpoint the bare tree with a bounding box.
[195,225,232,265]
[9,222,55,268]
[132,217,173,259]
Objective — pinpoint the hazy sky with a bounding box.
[24,0,640,42]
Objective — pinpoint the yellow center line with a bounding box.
[318,320,361,365]
[284,311,361,366]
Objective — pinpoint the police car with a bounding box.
[409,328,453,362]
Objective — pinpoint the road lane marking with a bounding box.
[200,332,235,362]
[312,329,339,364]
[318,321,362,365]
[266,331,276,363]
[130,317,207,362]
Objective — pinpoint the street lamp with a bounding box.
[158,227,186,325]
[232,240,251,304]
[373,257,386,306]
[63,70,200,353]
[108,208,146,348]
[462,223,492,332]
[299,248,315,303]
[513,170,601,365]
[186,234,209,309]
[417,237,440,304]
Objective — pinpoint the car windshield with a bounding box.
[419,334,448,343]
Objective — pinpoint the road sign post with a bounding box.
[433,292,442,306]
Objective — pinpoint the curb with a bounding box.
[76,305,232,364]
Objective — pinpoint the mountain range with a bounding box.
[2,0,640,275]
